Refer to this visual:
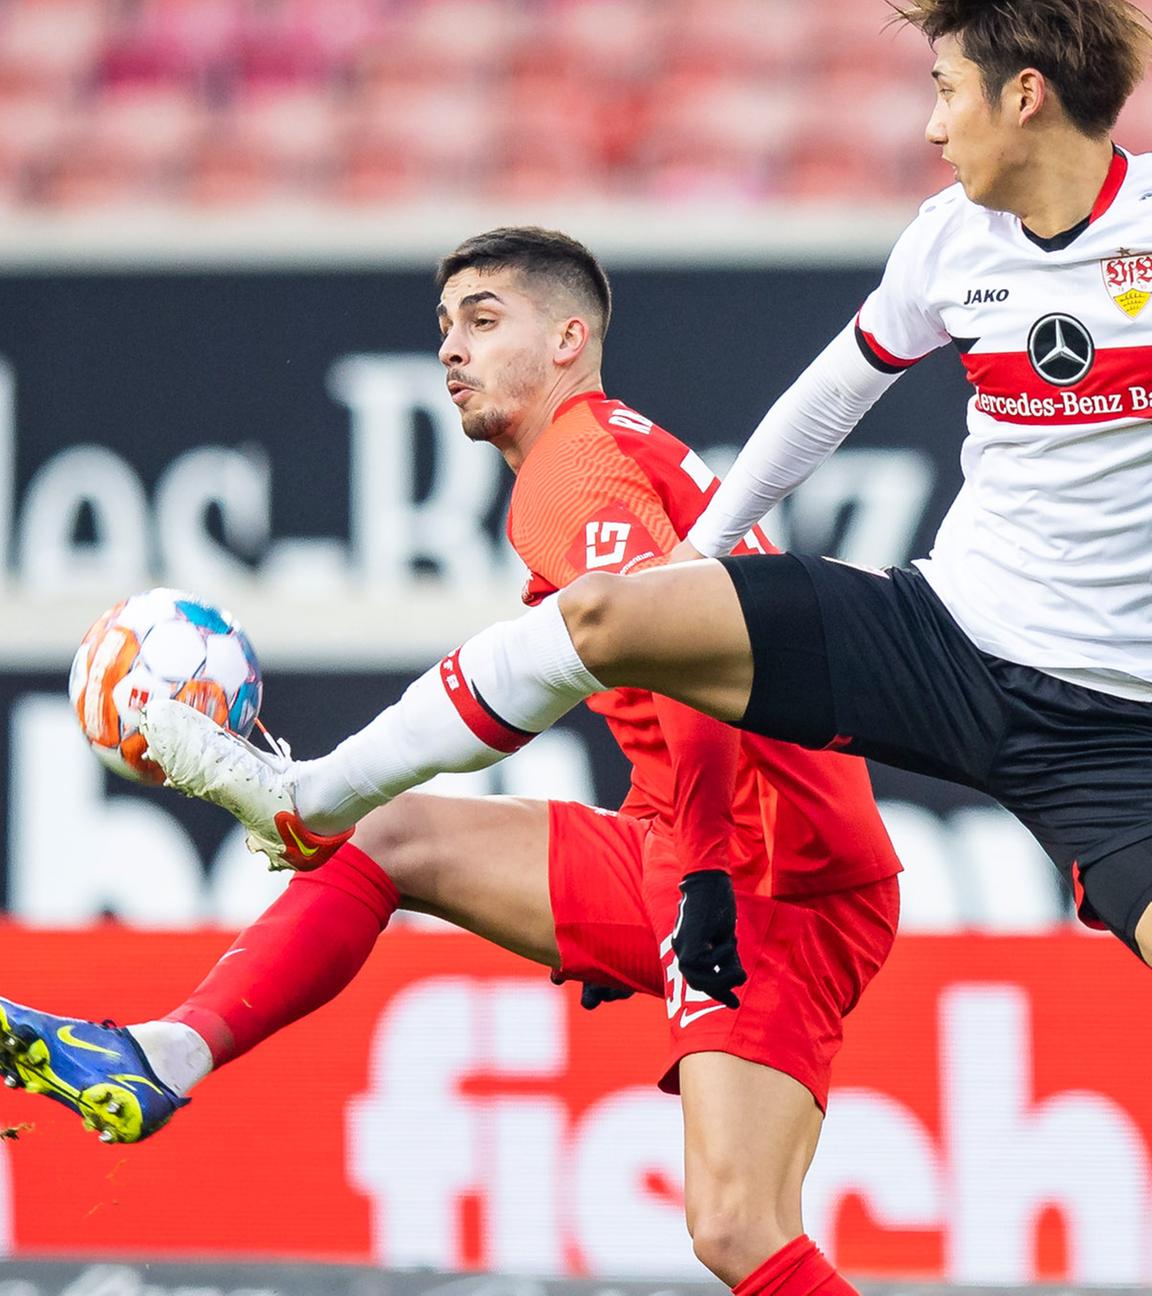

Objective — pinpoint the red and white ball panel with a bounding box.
[69,588,263,785]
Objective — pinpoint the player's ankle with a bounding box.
[126,1020,213,1096]
[291,756,376,835]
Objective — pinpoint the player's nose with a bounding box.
[438,330,466,367]
[925,111,946,146]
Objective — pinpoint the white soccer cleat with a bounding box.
[138,699,351,871]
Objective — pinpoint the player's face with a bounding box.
[925,35,1022,209]
[437,269,554,448]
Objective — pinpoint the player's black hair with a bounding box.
[436,227,612,338]
[892,0,1152,135]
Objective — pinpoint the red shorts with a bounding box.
[547,800,899,1109]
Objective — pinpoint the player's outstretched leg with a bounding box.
[140,595,603,863]
[141,566,750,861]
[1,795,556,1143]
[0,999,188,1143]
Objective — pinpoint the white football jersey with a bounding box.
[857,147,1152,698]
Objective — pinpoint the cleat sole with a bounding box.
[76,1084,145,1143]
[0,1012,145,1143]
[0,1002,184,1143]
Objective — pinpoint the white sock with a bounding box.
[127,1021,213,1096]
[293,596,603,833]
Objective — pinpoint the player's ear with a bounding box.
[1013,67,1047,125]
[554,316,591,367]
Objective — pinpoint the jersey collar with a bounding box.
[552,390,606,423]
[1090,145,1128,222]
[1020,145,1128,252]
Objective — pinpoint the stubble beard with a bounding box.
[460,351,549,444]
[462,406,513,444]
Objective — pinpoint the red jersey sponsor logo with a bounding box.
[1103,251,1152,320]
[567,507,660,577]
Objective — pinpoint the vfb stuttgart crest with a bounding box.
[1102,251,1152,319]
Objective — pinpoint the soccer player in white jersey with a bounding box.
[144,0,1152,980]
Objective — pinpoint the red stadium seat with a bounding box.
[23,135,154,207]
[663,0,816,77]
[0,0,107,86]
[178,129,292,206]
[350,77,502,186]
[96,0,243,87]
[85,82,208,167]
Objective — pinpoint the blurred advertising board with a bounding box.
[0,925,1150,1284]
[0,266,1074,932]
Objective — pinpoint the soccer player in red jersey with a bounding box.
[3,229,899,1296]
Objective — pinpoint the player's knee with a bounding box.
[558,571,631,681]
[688,1204,797,1286]
[350,795,439,902]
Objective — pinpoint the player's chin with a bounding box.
[461,409,509,444]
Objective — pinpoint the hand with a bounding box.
[579,983,636,1011]
[667,538,706,565]
[672,869,747,1008]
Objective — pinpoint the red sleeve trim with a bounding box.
[854,316,923,373]
[439,650,533,755]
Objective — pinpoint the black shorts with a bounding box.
[720,552,1152,953]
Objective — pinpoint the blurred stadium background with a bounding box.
[0,0,1151,1291]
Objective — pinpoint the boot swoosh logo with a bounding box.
[57,1026,119,1057]
[281,820,319,858]
[111,1072,164,1096]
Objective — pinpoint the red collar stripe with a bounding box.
[1090,149,1128,223]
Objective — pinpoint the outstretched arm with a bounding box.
[687,321,902,558]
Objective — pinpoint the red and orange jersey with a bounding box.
[507,391,899,896]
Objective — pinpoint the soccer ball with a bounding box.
[69,588,262,785]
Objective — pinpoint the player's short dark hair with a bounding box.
[436,227,612,337]
[893,0,1152,135]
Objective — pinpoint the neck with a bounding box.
[500,369,604,473]
[1010,134,1115,239]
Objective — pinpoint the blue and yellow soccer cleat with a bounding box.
[0,998,188,1143]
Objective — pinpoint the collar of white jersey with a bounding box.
[1016,145,1129,254]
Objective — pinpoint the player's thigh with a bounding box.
[548,802,663,995]
[351,792,558,967]
[680,1052,822,1278]
[559,559,755,722]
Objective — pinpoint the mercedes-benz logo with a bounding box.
[1027,313,1095,386]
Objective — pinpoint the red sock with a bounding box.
[165,843,399,1066]
[733,1237,859,1296]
